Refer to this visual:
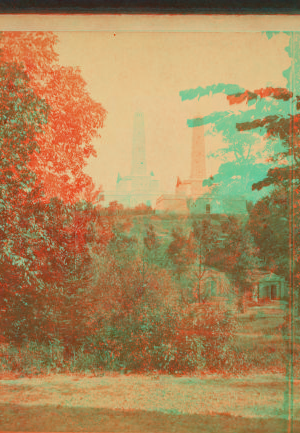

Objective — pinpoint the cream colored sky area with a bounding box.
[1,15,300,32]
[56,31,291,193]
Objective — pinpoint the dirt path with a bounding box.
[1,373,300,432]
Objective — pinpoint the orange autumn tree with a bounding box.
[0,32,106,203]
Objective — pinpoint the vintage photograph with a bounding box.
[0,15,299,432]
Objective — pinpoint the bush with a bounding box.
[0,340,102,375]
[0,341,66,375]
[88,259,200,373]
[177,303,238,372]
[89,305,180,373]
[88,300,208,374]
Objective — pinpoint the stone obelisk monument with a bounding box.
[131,112,147,176]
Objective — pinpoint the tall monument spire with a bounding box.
[131,112,147,176]
[190,119,206,180]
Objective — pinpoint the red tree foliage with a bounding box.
[0,32,107,203]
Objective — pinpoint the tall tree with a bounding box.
[0,32,107,203]
[107,208,138,267]
[247,187,290,279]
[205,217,261,311]
[179,83,293,203]
[190,218,219,302]
[167,227,195,282]
[0,62,48,274]
[230,34,300,319]
[0,59,110,345]
[0,60,50,342]
[143,223,161,264]
[179,32,299,299]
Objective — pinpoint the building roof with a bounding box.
[249,271,286,283]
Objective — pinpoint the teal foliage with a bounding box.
[179,83,245,102]
[180,83,294,204]
[202,161,271,201]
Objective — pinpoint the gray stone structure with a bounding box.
[155,119,248,215]
[103,112,160,208]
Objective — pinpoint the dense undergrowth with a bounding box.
[1,303,296,377]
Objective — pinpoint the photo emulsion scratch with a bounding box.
[0,16,300,433]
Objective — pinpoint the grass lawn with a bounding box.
[0,404,297,433]
[1,373,300,432]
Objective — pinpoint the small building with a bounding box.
[249,271,288,301]
[196,267,288,315]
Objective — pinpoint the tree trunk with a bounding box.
[237,283,245,314]
[198,244,202,303]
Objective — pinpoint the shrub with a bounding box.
[177,303,238,372]
[0,340,66,375]
[0,341,103,375]
[88,300,207,374]
[89,305,179,373]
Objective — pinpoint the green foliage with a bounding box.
[144,223,160,252]
[220,217,261,284]
[0,341,101,375]
[1,196,103,347]
[143,223,164,266]
[248,186,290,278]
[0,62,49,293]
[107,215,138,266]
[190,218,220,301]
[167,227,195,281]
[180,304,238,371]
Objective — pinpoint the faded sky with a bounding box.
[57,31,290,194]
